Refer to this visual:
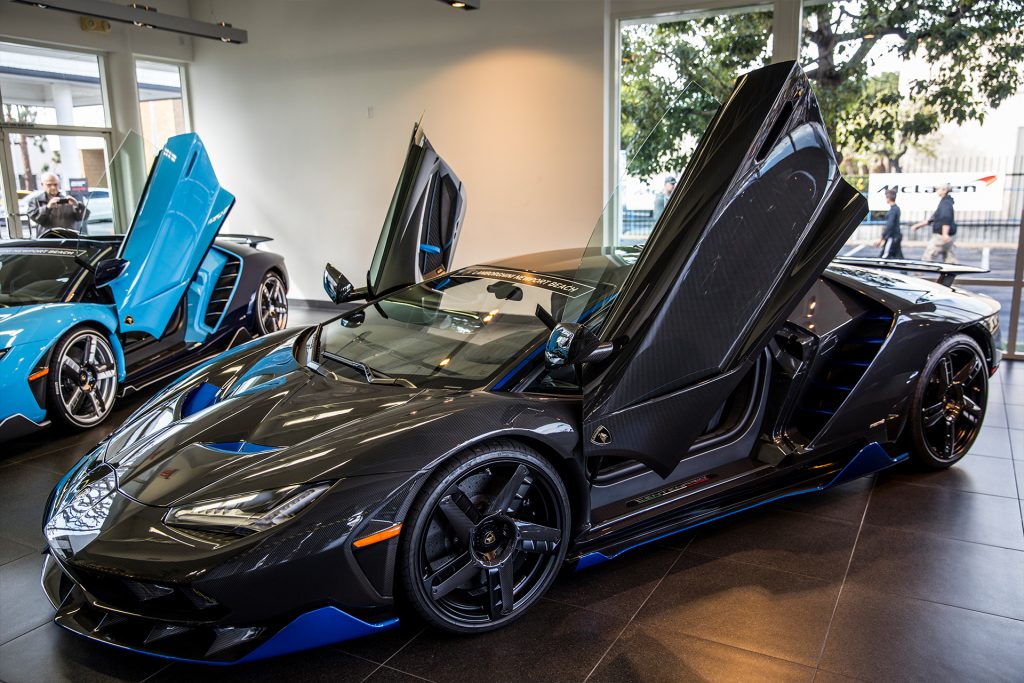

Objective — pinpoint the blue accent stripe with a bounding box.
[576,292,619,323]
[575,443,907,570]
[420,244,442,254]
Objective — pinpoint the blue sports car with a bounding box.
[0,133,288,441]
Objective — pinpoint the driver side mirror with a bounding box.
[94,258,129,288]
[544,322,615,368]
[323,263,367,304]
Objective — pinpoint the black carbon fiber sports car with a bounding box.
[41,62,1000,664]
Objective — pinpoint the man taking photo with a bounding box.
[26,172,86,232]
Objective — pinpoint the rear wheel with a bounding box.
[46,327,118,430]
[908,333,988,469]
[400,441,570,633]
[255,271,288,335]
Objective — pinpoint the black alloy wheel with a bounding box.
[400,441,570,632]
[255,271,288,335]
[46,327,119,429]
[909,333,988,469]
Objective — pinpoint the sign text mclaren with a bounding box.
[867,172,1005,212]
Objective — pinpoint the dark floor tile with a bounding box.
[686,508,858,581]
[968,426,1012,458]
[866,479,1024,550]
[364,667,432,682]
[588,624,814,683]
[0,534,35,566]
[151,646,380,682]
[0,464,62,547]
[334,624,424,665]
[879,454,1019,499]
[767,476,873,524]
[633,553,839,667]
[0,553,50,644]
[386,599,622,683]
[0,622,166,683]
[818,585,1024,682]
[847,525,1024,620]
[545,543,681,618]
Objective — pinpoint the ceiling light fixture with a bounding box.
[436,0,479,10]
[9,0,248,43]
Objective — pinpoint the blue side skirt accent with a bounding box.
[575,442,906,571]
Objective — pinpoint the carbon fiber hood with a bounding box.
[103,328,453,507]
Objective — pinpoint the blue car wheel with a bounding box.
[46,327,119,430]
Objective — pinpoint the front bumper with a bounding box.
[42,552,397,664]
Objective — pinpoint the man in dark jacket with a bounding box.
[26,172,86,232]
[912,182,956,263]
[875,188,903,259]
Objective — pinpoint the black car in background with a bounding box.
[40,62,999,664]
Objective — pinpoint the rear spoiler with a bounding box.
[832,257,987,287]
[219,233,274,249]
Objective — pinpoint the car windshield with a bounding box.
[318,272,613,390]
[0,244,105,306]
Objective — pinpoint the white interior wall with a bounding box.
[186,0,607,302]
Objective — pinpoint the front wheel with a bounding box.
[46,327,118,430]
[908,333,988,469]
[400,441,570,633]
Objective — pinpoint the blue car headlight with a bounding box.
[164,482,331,535]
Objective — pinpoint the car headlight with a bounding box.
[164,482,331,535]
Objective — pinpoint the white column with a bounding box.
[52,83,84,184]
[772,0,803,64]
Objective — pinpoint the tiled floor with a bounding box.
[1,315,1022,682]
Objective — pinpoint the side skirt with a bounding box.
[572,442,905,570]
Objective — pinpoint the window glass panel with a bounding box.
[618,5,773,245]
[6,132,111,237]
[136,60,187,160]
[0,42,106,127]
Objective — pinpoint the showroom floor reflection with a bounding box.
[1,312,1022,682]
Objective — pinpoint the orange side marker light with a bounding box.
[353,523,402,548]
[29,368,49,381]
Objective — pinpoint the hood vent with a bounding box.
[181,382,220,418]
[202,441,280,455]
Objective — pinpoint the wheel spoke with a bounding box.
[486,564,515,618]
[516,521,561,554]
[425,552,480,600]
[939,356,953,389]
[88,392,102,417]
[954,357,982,386]
[488,464,530,515]
[923,402,945,428]
[62,356,81,374]
[439,487,481,546]
[67,387,84,413]
[85,336,98,364]
[944,418,956,458]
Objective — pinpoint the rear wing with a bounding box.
[831,257,987,287]
[218,233,274,249]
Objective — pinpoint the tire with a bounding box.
[908,333,988,469]
[399,440,571,633]
[254,271,288,335]
[46,327,119,430]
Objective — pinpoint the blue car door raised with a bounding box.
[106,133,235,339]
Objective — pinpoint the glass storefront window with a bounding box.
[0,42,107,128]
[617,5,773,245]
[136,59,187,161]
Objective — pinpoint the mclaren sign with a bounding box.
[868,172,1006,212]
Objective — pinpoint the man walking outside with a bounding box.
[911,182,956,263]
[875,188,904,259]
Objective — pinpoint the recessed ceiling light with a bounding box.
[436,0,479,9]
